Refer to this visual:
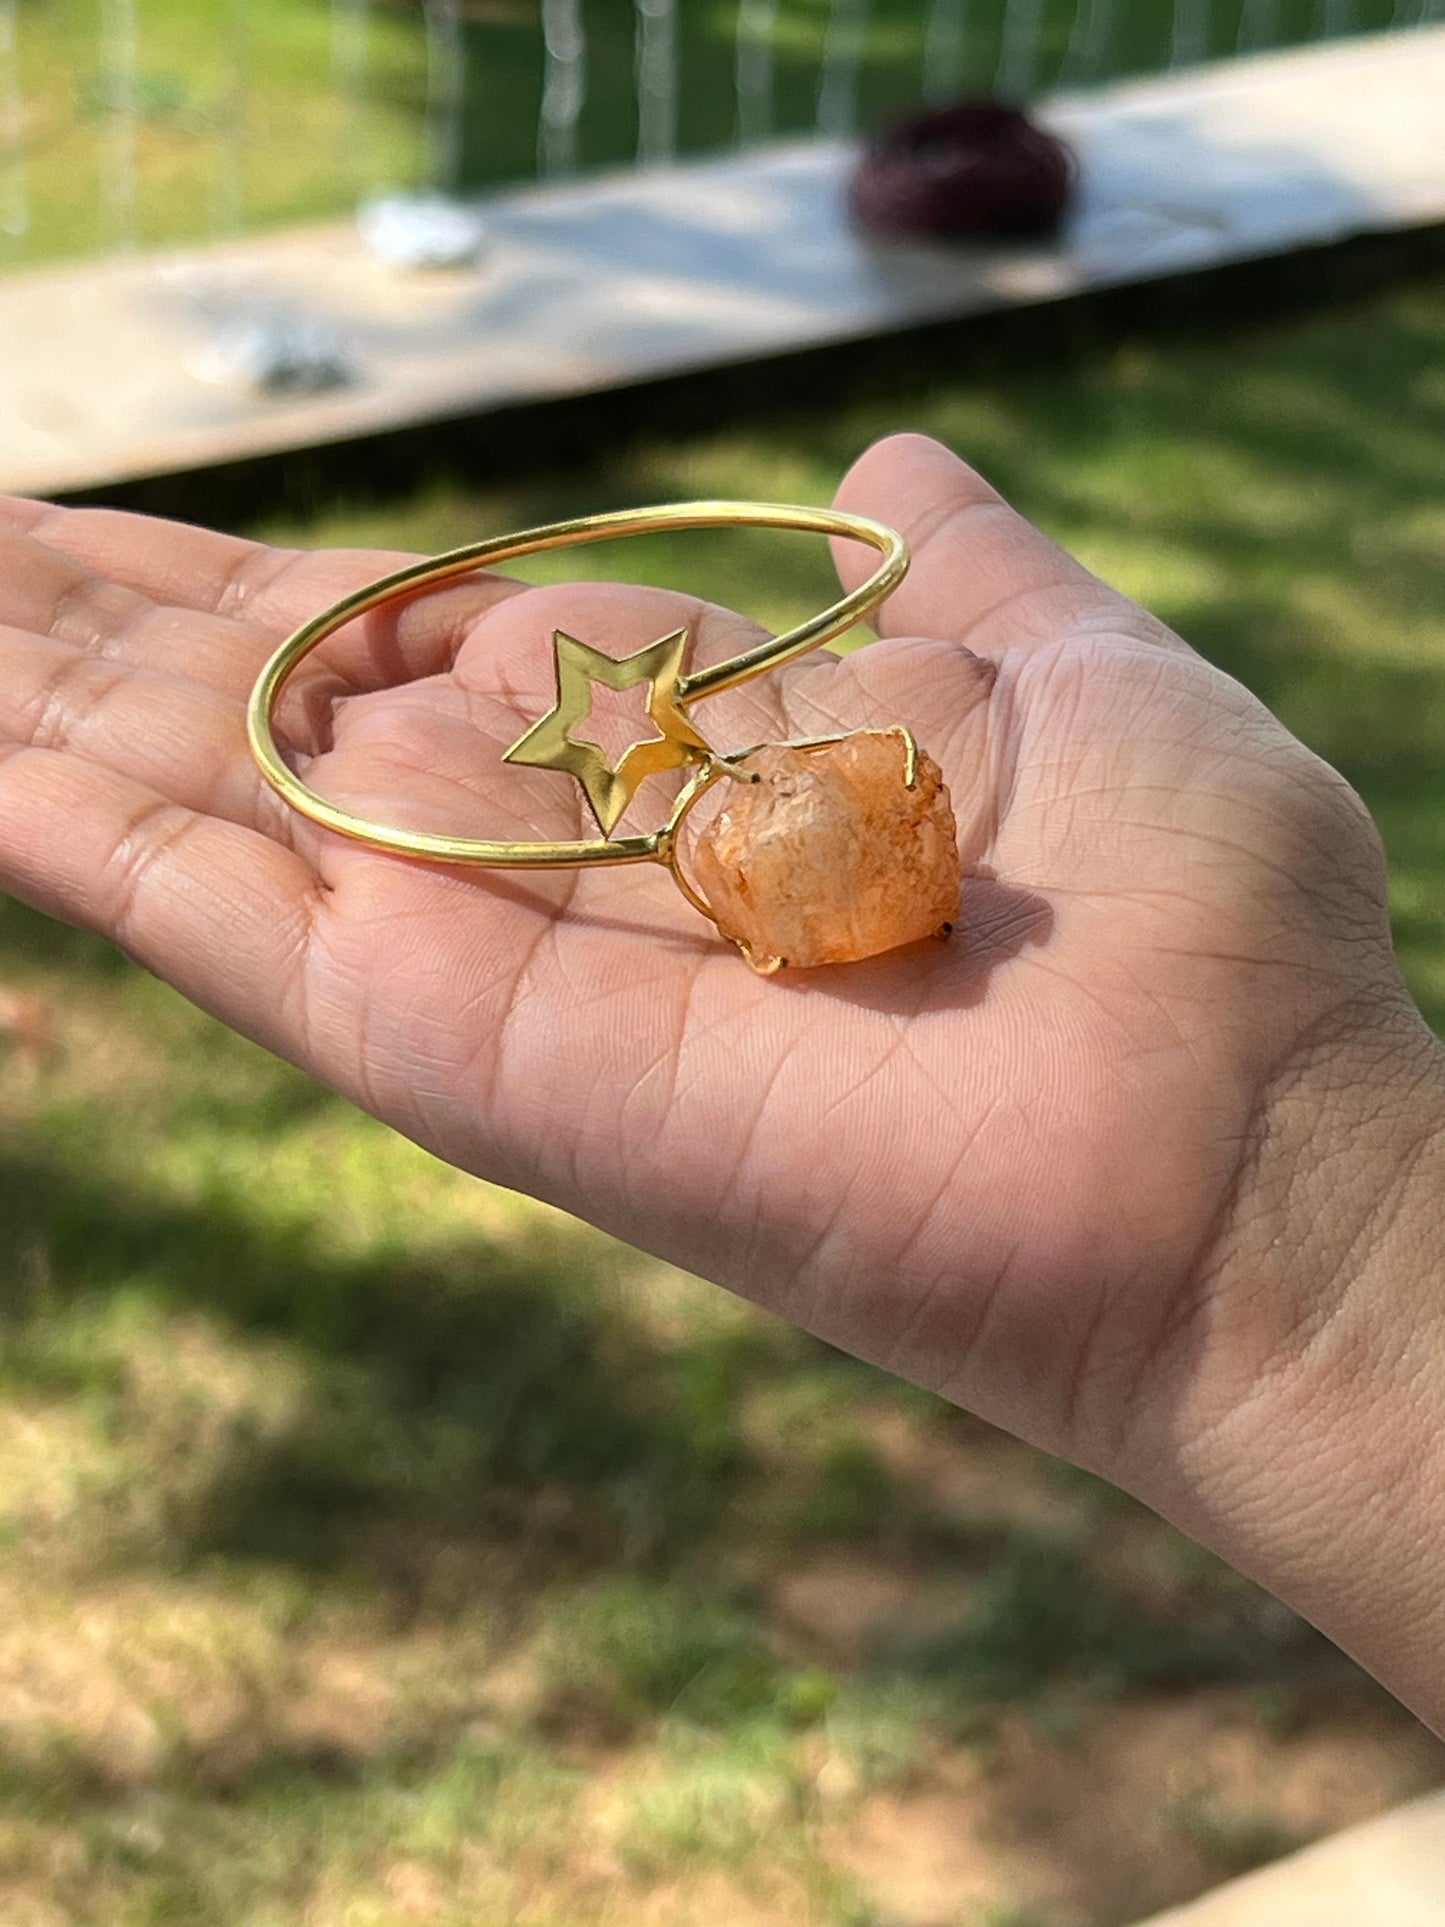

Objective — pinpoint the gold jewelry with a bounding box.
[248,500,961,971]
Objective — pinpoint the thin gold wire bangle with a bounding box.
[246,501,909,870]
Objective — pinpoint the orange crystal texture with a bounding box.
[691,729,961,971]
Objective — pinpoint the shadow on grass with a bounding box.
[0,1119,1344,1693]
[0,896,137,980]
[0,1716,578,1922]
[0,1138,750,1592]
[864,1533,1329,1731]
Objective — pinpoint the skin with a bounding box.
[1,433,1442,1729]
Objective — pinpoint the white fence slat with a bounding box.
[635,0,680,165]
[0,0,27,239]
[923,0,972,97]
[735,0,781,142]
[996,0,1048,96]
[423,0,466,192]
[331,0,371,201]
[99,0,141,249]
[213,0,250,236]
[540,0,587,176]
[817,0,872,137]
[1168,0,1212,66]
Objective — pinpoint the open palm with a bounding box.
[0,435,1417,1504]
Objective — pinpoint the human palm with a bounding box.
[0,435,1414,1499]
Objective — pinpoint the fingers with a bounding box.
[0,517,296,701]
[0,506,530,713]
[833,434,1148,657]
[0,738,320,1065]
[0,497,362,628]
[0,513,156,654]
[0,499,503,649]
[0,624,296,838]
[0,504,831,876]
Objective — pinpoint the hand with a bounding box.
[2,436,1442,1724]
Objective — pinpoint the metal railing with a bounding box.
[0,0,1435,268]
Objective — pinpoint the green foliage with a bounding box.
[539,1578,796,1732]
[799,1435,900,1540]
[614,1719,814,1875]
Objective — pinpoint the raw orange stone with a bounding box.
[691,729,960,971]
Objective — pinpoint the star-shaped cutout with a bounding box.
[503,628,712,836]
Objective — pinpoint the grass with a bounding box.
[0,0,428,270]
[2,0,1410,271]
[1,265,1443,1920]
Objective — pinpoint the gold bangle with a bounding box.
[247,500,961,971]
[247,499,906,866]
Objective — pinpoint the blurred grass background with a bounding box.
[1,0,1414,271]
[1,254,1442,1924]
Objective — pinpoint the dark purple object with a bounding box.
[850,100,1074,241]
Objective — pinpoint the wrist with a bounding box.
[1139,993,1445,1731]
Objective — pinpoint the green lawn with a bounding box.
[2,0,1409,271]
[0,0,428,269]
[0,271,1442,1923]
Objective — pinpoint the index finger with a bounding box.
[0,495,296,618]
[0,496,531,643]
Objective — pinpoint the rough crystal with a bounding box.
[691,730,960,971]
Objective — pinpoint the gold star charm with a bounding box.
[503,628,712,837]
